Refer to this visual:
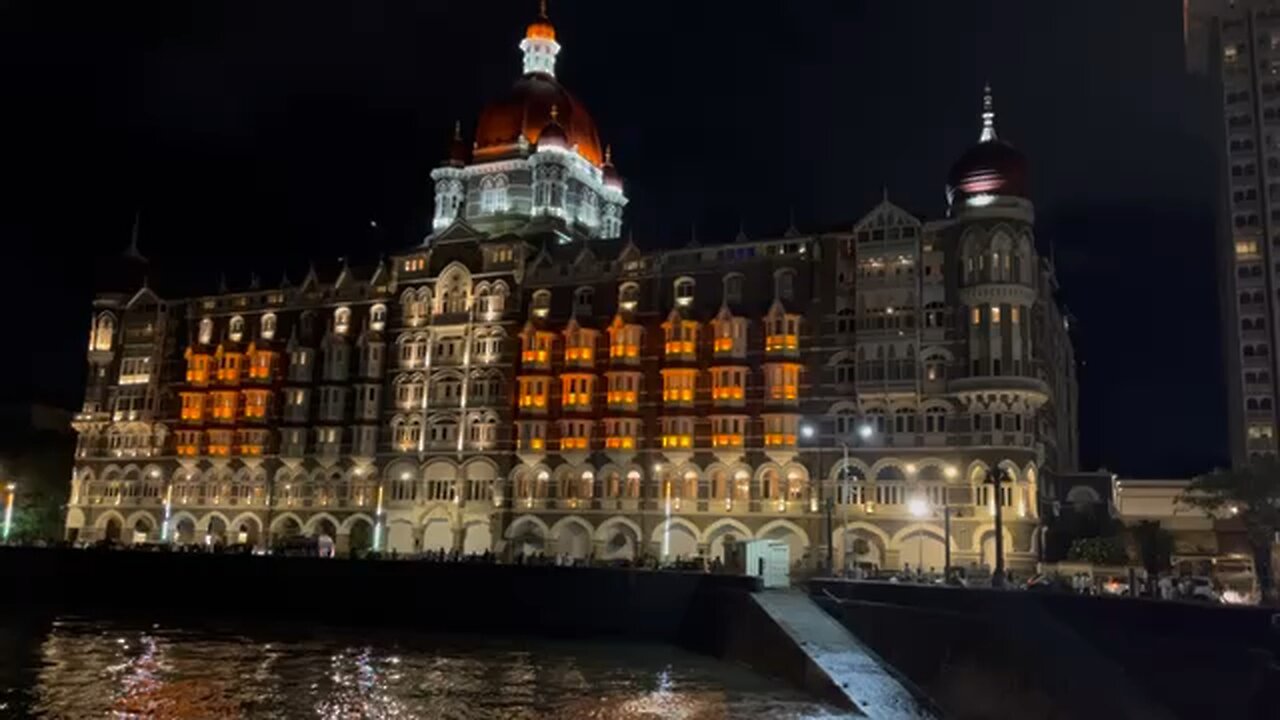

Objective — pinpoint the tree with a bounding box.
[1067,536,1130,566]
[1129,520,1173,577]
[1181,459,1280,605]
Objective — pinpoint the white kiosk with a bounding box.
[726,538,790,588]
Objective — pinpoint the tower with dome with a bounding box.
[65,11,1077,582]
[429,5,626,240]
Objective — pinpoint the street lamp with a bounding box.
[986,466,1014,588]
[857,424,874,440]
[799,422,833,575]
[2,482,14,543]
[908,495,929,573]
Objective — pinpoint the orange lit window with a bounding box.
[764,314,800,352]
[242,389,270,419]
[661,416,695,449]
[559,420,591,451]
[565,328,597,365]
[561,374,595,410]
[248,350,275,380]
[711,416,746,448]
[765,363,801,402]
[516,422,547,451]
[518,377,549,410]
[176,431,201,457]
[606,372,640,406]
[663,320,698,357]
[662,369,697,404]
[521,331,555,365]
[180,392,205,421]
[763,414,798,447]
[217,352,243,383]
[210,391,238,421]
[186,352,212,384]
[604,418,639,450]
[238,429,267,456]
[608,320,642,361]
[207,430,233,456]
[711,367,747,402]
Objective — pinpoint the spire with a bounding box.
[549,103,559,123]
[124,210,148,262]
[979,81,997,143]
[881,185,889,203]
[521,0,560,77]
[604,144,613,165]
[735,217,748,243]
[687,222,699,248]
[784,205,800,237]
[453,120,462,141]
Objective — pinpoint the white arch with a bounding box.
[64,507,86,530]
[550,514,594,539]
[650,515,701,544]
[755,519,811,547]
[227,512,262,533]
[701,517,752,547]
[971,523,1017,553]
[834,520,891,547]
[269,512,305,533]
[340,512,376,534]
[505,514,550,539]
[199,511,232,532]
[303,512,341,536]
[94,509,126,529]
[889,522,956,549]
[593,515,643,543]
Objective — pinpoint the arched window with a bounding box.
[775,268,796,301]
[924,406,947,433]
[260,313,277,340]
[923,353,947,382]
[863,408,887,434]
[369,304,386,331]
[574,286,594,315]
[618,282,640,311]
[229,315,245,342]
[475,286,492,315]
[532,289,552,317]
[723,273,744,305]
[893,407,916,434]
[92,313,116,352]
[490,282,508,314]
[480,174,509,214]
[334,307,351,335]
[674,277,695,306]
[198,317,214,345]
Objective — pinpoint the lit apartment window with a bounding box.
[211,391,238,422]
[531,289,551,318]
[660,416,695,449]
[764,314,799,352]
[392,418,421,451]
[618,282,639,312]
[242,389,270,419]
[606,372,641,408]
[403,256,425,272]
[217,352,243,383]
[238,428,268,456]
[186,353,211,384]
[517,421,546,451]
[559,420,591,451]
[970,307,981,325]
[674,277,695,307]
[764,363,800,402]
[711,367,747,403]
[180,393,205,421]
[229,315,245,342]
[521,331,554,365]
[604,418,639,450]
[662,368,697,404]
[1248,424,1275,440]
[176,430,201,457]
[248,349,274,380]
[711,415,747,448]
[285,388,309,422]
[518,376,550,410]
[1011,307,1021,324]
[763,414,798,448]
[608,320,642,362]
[1237,239,1260,257]
[561,374,595,411]
[664,319,698,358]
[990,306,1001,324]
[564,328,596,364]
[712,316,747,357]
[1224,45,1239,64]
[207,429,233,457]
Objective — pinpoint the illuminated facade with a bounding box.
[66,11,1077,572]
[1187,1,1280,465]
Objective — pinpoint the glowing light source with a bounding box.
[944,465,959,480]
[966,193,996,207]
[858,424,874,439]
[2,483,14,542]
[800,424,816,440]
[908,496,929,518]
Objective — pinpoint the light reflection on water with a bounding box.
[0,618,855,719]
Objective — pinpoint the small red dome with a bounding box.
[946,140,1028,205]
[474,73,603,166]
[526,19,555,41]
[536,110,569,150]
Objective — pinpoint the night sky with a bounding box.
[0,0,1219,477]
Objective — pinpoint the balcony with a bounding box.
[949,374,1050,402]
[764,334,799,358]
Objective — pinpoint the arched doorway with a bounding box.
[273,516,301,543]
[235,521,260,547]
[761,524,808,568]
[421,518,453,552]
[599,524,638,561]
[131,518,153,544]
[462,522,490,555]
[661,523,699,560]
[835,530,884,572]
[207,516,228,546]
[103,517,122,544]
[555,523,591,560]
[348,518,374,554]
[898,530,947,574]
[175,517,196,545]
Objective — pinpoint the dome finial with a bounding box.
[550,103,559,122]
[604,144,613,164]
[980,81,997,143]
[539,0,548,19]
[453,119,462,141]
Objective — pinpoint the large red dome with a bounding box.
[473,73,604,167]
[946,139,1028,205]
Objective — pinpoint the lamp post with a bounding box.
[943,464,958,578]
[987,466,1012,588]
[2,482,15,542]
[908,495,929,573]
[799,423,833,575]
